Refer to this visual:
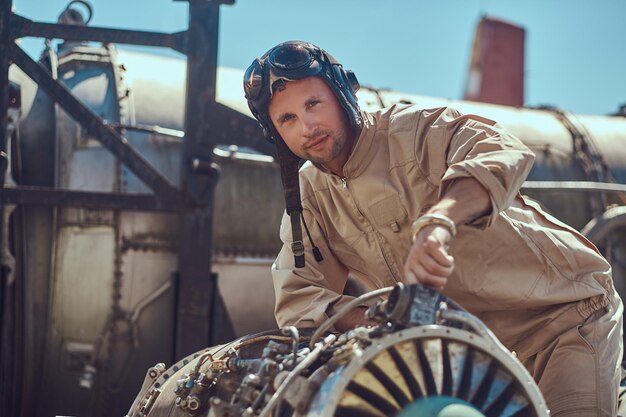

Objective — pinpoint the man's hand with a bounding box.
[403,224,454,290]
[403,177,490,289]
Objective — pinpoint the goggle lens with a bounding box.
[244,43,317,102]
[268,43,313,70]
[244,59,264,100]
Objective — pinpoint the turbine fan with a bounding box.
[310,326,546,417]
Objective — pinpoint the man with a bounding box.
[243,41,623,416]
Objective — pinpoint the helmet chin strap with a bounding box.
[276,139,306,268]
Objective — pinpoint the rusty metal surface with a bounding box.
[0,186,183,211]
[175,0,223,359]
[0,2,15,417]
[464,16,525,106]
[10,43,181,203]
[0,5,242,409]
[0,2,239,415]
[0,0,10,168]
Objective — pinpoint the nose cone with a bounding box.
[398,396,485,417]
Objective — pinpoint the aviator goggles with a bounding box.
[244,42,333,104]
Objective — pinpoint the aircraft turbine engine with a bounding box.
[125,284,549,417]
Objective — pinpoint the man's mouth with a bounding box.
[306,135,328,150]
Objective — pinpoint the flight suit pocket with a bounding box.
[369,195,408,233]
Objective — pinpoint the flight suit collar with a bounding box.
[312,111,378,178]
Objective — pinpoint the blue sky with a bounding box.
[13,0,626,116]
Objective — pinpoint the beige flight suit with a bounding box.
[272,105,623,416]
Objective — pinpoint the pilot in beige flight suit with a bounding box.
[244,41,623,417]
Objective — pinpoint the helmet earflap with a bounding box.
[346,70,360,96]
[331,65,360,102]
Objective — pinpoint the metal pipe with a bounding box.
[521,180,626,194]
[258,333,337,417]
[280,326,299,370]
[581,206,626,244]
[309,286,394,349]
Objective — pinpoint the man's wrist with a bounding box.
[410,213,457,242]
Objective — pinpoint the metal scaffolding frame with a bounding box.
[0,0,235,358]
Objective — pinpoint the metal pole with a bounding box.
[0,1,15,415]
[0,186,183,212]
[10,14,188,54]
[175,0,223,358]
[0,0,10,181]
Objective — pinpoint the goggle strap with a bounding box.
[276,138,307,268]
[301,211,324,263]
[289,212,305,269]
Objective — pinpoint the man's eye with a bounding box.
[307,100,320,108]
[281,114,294,123]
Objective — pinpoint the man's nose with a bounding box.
[301,115,318,137]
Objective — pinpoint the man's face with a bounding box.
[268,77,353,173]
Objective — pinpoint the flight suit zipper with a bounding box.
[339,176,398,282]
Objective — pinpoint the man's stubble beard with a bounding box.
[303,125,351,166]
